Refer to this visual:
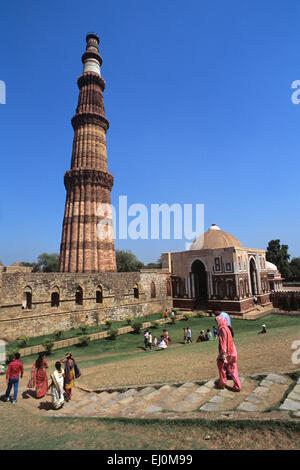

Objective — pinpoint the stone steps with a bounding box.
[4,372,300,420]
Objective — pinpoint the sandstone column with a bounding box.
[59,33,117,272]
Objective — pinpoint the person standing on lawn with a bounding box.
[148,332,153,350]
[27,351,48,398]
[187,327,192,343]
[144,330,149,349]
[5,352,24,403]
[215,315,241,392]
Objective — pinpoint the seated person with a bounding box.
[259,324,267,334]
[196,330,206,342]
[205,329,212,341]
[158,336,168,349]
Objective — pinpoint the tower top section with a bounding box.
[82,32,103,75]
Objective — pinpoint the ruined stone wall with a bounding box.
[0,271,172,340]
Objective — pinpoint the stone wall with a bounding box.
[0,271,172,340]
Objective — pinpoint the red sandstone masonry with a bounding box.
[59,35,116,273]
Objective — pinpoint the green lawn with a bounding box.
[18,313,300,371]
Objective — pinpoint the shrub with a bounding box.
[174,308,179,315]
[77,335,90,347]
[105,319,113,329]
[109,328,118,340]
[79,324,89,334]
[282,296,291,312]
[42,339,54,355]
[132,321,142,334]
[183,313,191,321]
[16,336,29,348]
[151,320,160,329]
[126,317,134,325]
[6,348,20,364]
[196,311,203,318]
[290,294,298,311]
[53,329,63,340]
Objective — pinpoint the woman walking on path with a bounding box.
[27,352,48,398]
[48,361,65,409]
[215,315,241,392]
[60,352,81,402]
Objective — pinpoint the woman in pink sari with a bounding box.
[28,352,48,398]
[215,315,241,392]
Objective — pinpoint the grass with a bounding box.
[1,313,300,450]
[0,399,300,450]
[7,310,168,350]
[9,312,300,389]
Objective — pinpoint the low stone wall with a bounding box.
[0,271,172,340]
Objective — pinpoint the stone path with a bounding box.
[3,372,300,421]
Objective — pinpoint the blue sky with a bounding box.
[0,0,299,265]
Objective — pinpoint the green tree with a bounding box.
[116,250,144,272]
[21,261,40,272]
[266,240,291,281]
[36,253,60,272]
[145,256,162,269]
[290,258,300,282]
[21,253,60,272]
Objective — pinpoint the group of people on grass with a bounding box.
[144,328,172,350]
[5,311,269,407]
[4,351,80,409]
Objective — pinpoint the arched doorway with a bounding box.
[250,258,258,295]
[191,260,208,308]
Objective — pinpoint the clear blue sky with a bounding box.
[0,0,299,265]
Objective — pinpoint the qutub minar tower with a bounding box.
[59,33,117,273]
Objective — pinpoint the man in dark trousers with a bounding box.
[5,352,24,403]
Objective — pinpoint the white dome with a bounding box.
[190,224,243,250]
[266,261,278,271]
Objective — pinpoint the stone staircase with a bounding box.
[12,372,299,420]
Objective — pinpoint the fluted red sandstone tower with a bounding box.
[59,33,117,272]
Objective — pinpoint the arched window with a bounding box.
[133,284,139,299]
[216,280,224,299]
[23,286,32,310]
[75,286,83,305]
[51,292,60,307]
[240,280,244,298]
[226,280,235,300]
[150,282,156,298]
[96,285,103,303]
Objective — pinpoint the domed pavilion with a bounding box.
[161,224,272,316]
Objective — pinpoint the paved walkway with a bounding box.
[2,372,300,421]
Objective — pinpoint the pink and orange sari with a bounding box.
[216,315,241,391]
[28,359,48,398]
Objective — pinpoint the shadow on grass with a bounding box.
[22,389,36,400]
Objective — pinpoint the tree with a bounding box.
[22,253,60,272]
[145,256,162,269]
[290,258,300,282]
[21,261,40,272]
[36,253,60,272]
[116,250,144,272]
[266,240,291,281]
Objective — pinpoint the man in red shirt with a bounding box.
[5,352,24,403]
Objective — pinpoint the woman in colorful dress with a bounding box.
[27,352,48,398]
[48,361,65,409]
[60,352,80,401]
[215,315,241,392]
